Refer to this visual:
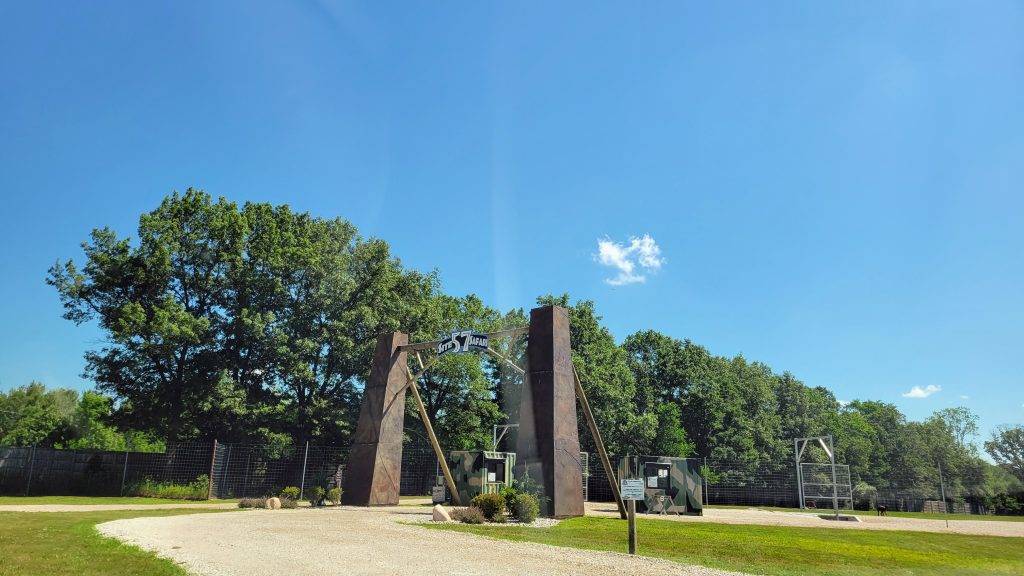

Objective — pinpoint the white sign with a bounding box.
[620,478,645,501]
[431,485,446,503]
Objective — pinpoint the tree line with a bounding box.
[3,189,1018,506]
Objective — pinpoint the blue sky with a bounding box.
[1,2,1021,445]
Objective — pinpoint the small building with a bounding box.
[617,455,703,515]
[448,450,516,504]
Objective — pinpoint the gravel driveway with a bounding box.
[98,505,745,576]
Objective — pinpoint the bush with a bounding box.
[238,497,267,509]
[514,493,539,523]
[308,486,326,507]
[853,481,878,511]
[280,486,301,501]
[451,506,486,524]
[327,487,342,505]
[470,492,505,521]
[499,486,519,517]
[279,497,298,509]
[491,511,507,523]
[132,475,209,500]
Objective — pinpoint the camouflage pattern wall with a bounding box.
[449,450,515,504]
[618,456,703,515]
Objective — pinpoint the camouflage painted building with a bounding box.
[617,456,703,515]
[448,450,516,504]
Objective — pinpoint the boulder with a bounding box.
[266,497,282,510]
[432,504,452,522]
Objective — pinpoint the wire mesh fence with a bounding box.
[0,443,211,497]
[0,442,996,514]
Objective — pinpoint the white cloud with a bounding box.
[902,384,941,399]
[595,234,665,286]
[959,395,969,401]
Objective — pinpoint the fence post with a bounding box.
[703,457,709,506]
[24,445,36,496]
[299,441,310,501]
[938,462,948,514]
[207,439,217,500]
[120,449,130,496]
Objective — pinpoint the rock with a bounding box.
[432,504,452,522]
[266,497,281,510]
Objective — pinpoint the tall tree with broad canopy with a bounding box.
[49,190,433,445]
[986,425,1024,482]
[402,293,511,451]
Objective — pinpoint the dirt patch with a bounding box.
[584,502,1024,537]
[98,505,744,576]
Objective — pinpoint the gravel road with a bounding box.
[98,505,746,576]
[585,502,1024,537]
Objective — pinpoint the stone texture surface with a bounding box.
[515,305,584,518]
[343,332,409,506]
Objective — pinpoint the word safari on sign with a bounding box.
[436,330,489,356]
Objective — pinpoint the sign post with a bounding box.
[620,477,644,555]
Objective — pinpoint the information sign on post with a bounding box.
[620,478,644,501]
[620,478,643,554]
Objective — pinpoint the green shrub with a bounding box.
[514,493,539,523]
[452,506,485,524]
[280,486,301,501]
[238,497,267,509]
[327,487,342,505]
[132,474,209,500]
[499,486,519,516]
[491,511,507,523]
[308,486,326,507]
[279,497,298,509]
[470,492,505,521]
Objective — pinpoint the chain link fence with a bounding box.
[0,442,994,514]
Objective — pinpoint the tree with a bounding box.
[0,383,163,451]
[49,190,433,445]
[403,293,508,451]
[986,425,1024,482]
[0,382,77,446]
[932,406,979,450]
[650,403,692,457]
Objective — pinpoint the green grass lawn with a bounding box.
[0,509,231,576]
[706,504,1024,522]
[425,516,1024,576]
[0,496,235,506]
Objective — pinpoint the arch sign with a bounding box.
[436,330,489,356]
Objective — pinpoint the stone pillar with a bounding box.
[342,332,408,506]
[515,305,584,518]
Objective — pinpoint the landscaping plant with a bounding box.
[470,492,505,521]
[238,498,268,509]
[514,493,539,523]
[451,506,486,524]
[308,486,326,507]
